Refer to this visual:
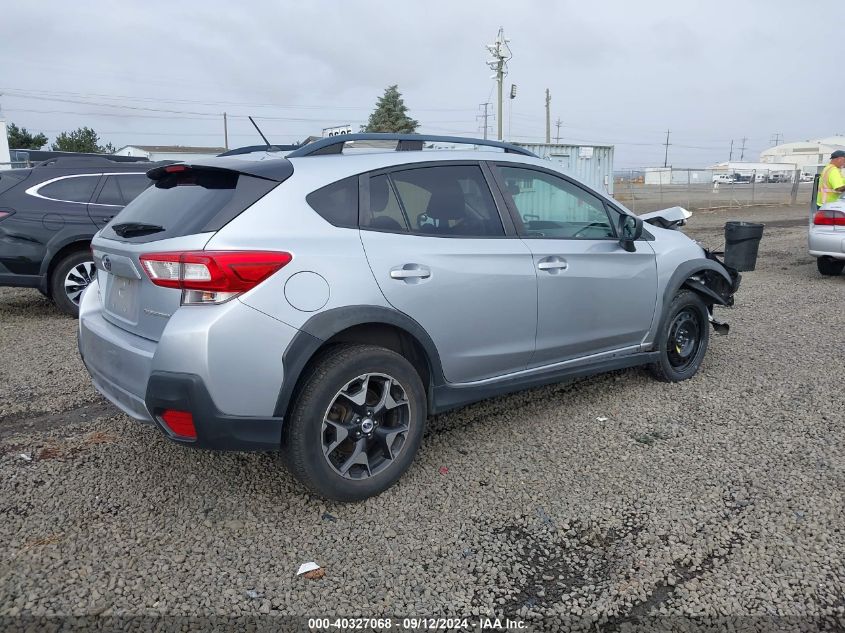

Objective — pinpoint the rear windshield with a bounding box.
[100,169,278,242]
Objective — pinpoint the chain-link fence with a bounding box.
[612,168,812,213]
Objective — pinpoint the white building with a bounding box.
[760,136,845,174]
[0,120,11,170]
[708,161,798,176]
[114,145,227,162]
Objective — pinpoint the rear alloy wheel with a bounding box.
[649,290,710,382]
[817,257,845,276]
[283,344,426,501]
[50,250,96,317]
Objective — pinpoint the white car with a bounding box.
[810,199,845,276]
[712,174,736,184]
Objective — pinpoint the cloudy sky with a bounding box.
[0,1,838,168]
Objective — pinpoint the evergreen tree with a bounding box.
[6,123,48,150]
[361,85,419,133]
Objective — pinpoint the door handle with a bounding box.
[390,265,431,280]
[537,256,568,272]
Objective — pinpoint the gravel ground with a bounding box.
[1,203,843,630]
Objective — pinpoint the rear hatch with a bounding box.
[91,158,292,341]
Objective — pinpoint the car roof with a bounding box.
[286,149,553,180]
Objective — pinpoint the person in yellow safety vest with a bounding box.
[817,149,845,207]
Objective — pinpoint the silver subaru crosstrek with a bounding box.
[78,134,741,501]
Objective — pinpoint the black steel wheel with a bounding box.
[649,290,710,382]
[666,308,702,372]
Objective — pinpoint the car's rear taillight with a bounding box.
[0,210,14,222]
[813,210,845,226]
[139,251,292,304]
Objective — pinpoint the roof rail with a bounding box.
[35,155,150,168]
[217,144,302,157]
[285,133,537,158]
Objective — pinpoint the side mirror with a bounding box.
[619,214,643,252]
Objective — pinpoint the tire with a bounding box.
[817,257,845,276]
[282,344,427,502]
[50,250,96,318]
[649,290,710,383]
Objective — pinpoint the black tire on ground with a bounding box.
[49,250,96,318]
[282,344,427,502]
[649,290,710,383]
[817,257,845,277]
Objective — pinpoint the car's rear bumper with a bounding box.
[78,279,299,451]
[809,229,845,259]
[79,296,156,423]
[145,372,283,451]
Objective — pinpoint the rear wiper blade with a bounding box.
[112,222,165,237]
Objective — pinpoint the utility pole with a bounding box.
[663,129,671,168]
[769,132,782,147]
[740,137,748,161]
[485,27,512,141]
[729,139,734,161]
[555,118,562,144]
[544,89,551,144]
[476,102,491,140]
[223,112,229,150]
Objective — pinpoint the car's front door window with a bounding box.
[496,166,614,239]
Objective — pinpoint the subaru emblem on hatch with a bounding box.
[102,255,112,272]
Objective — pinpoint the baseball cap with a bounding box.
[832,150,845,159]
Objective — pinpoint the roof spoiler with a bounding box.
[146,156,294,183]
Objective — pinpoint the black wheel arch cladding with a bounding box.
[274,306,446,420]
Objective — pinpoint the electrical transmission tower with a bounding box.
[769,132,783,147]
[555,118,563,144]
[477,102,492,140]
[485,27,512,141]
[740,137,748,161]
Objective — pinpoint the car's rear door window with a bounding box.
[388,165,504,237]
[362,174,410,232]
[95,176,123,206]
[117,173,153,203]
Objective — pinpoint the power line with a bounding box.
[1,88,477,113]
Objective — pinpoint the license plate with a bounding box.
[105,275,140,322]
